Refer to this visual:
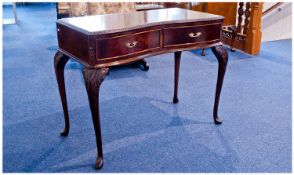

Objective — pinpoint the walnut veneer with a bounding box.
[54,8,229,169]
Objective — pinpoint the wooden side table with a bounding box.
[54,8,228,169]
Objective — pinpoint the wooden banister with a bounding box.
[245,2,263,55]
[191,2,263,55]
[237,2,244,33]
[243,2,251,35]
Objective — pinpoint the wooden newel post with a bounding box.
[245,2,263,55]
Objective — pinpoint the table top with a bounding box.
[57,8,223,35]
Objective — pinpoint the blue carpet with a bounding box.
[3,4,292,173]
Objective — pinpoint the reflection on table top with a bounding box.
[57,8,223,35]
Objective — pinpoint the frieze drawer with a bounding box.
[163,23,222,47]
[96,30,161,60]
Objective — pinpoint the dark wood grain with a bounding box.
[54,51,70,136]
[163,23,221,47]
[57,19,223,68]
[83,68,109,169]
[57,24,92,65]
[173,51,182,103]
[96,30,160,59]
[54,8,228,169]
[211,45,228,125]
[57,8,223,35]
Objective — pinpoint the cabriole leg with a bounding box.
[54,51,70,136]
[173,51,182,103]
[211,45,228,125]
[83,67,109,169]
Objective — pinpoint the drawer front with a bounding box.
[163,23,222,47]
[96,30,160,60]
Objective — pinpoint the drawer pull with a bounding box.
[189,32,202,38]
[125,41,138,48]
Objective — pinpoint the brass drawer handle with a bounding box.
[189,32,202,38]
[125,41,138,48]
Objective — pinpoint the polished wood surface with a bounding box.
[163,23,221,47]
[57,8,223,34]
[83,67,109,169]
[56,2,149,73]
[57,24,90,64]
[56,8,224,68]
[54,8,228,169]
[173,51,181,103]
[96,30,161,59]
[211,45,228,124]
[54,52,70,136]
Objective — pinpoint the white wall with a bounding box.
[261,2,292,42]
[263,2,277,12]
